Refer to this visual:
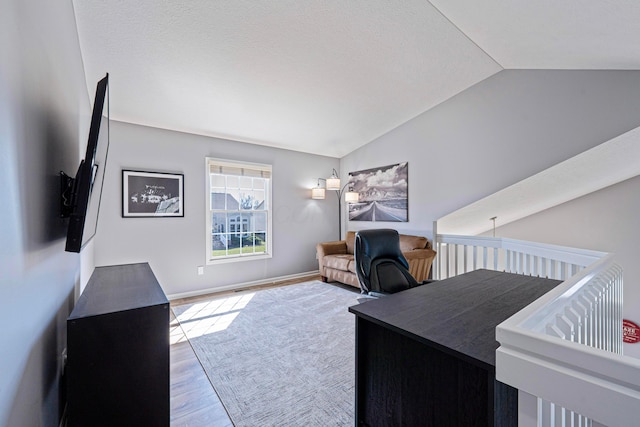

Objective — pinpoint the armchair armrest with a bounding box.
[403,248,437,282]
[316,240,347,257]
[316,240,348,277]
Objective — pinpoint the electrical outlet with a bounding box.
[197,266,204,275]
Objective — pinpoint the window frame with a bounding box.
[205,157,273,265]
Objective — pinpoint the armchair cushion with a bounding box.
[323,254,355,272]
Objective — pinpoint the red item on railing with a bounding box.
[623,319,640,344]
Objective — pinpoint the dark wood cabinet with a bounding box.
[349,269,561,426]
[66,263,169,427]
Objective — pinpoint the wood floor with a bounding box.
[170,311,233,426]
[169,274,321,426]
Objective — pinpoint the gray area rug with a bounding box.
[172,281,361,426]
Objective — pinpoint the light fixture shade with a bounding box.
[311,187,325,200]
[344,191,359,203]
[326,176,340,191]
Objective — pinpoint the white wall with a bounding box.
[0,0,89,425]
[341,70,640,242]
[94,121,339,297]
[485,175,640,356]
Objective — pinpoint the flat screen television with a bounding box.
[61,73,110,252]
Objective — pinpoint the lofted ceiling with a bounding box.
[72,0,640,159]
[72,1,640,235]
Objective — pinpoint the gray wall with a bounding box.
[341,70,640,241]
[485,175,640,356]
[0,1,89,425]
[94,121,339,297]
[3,13,638,424]
[341,69,640,355]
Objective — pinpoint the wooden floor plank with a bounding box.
[169,274,324,426]
[170,311,232,426]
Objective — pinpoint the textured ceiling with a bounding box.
[430,0,640,70]
[72,1,640,158]
[72,1,640,233]
[73,0,501,158]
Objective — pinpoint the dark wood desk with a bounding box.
[349,269,561,427]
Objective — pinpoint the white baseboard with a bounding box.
[166,270,320,301]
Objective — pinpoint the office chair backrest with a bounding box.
[354,229,421,295]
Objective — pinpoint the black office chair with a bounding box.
[354,229,430,296]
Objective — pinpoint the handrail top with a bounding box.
[504,254,618,330]
[434,232,627,424]
[436,234,607,265]
[497,321,640,391]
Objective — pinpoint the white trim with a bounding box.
[205,252,272,265]
[437,234,606,265]
[166,270,320,300]
[206,157,273,174]
[435,234,608,280]
[205,157,273,264]
[504,254,618,330]
[435,233,631,425]
[496,344,640,427]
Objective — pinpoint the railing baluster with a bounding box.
[565,307,581,344]
[445,243,450,279]
[436,233,623,426]
[435,242,440,279]
[572,300,588,345]
[482,246,488,269]
[473,246,478,270]
[453,244,458,277]
[462,244,467,273]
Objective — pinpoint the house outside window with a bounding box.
[206,158,272,263]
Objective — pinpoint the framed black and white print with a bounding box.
[122,170,184,217]
[347,162,408,222]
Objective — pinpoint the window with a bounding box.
[206,158,272,263]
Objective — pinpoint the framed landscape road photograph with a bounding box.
[347,162,408,222]
[122,170,184,217]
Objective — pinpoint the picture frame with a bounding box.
[122,170,184,217]
[347,162,408,222]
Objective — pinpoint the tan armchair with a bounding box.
[316,231,436,289]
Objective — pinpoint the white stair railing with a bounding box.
[433,234,634,426]
[434,235,605,281]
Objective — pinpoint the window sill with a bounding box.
[206,253,272,265]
